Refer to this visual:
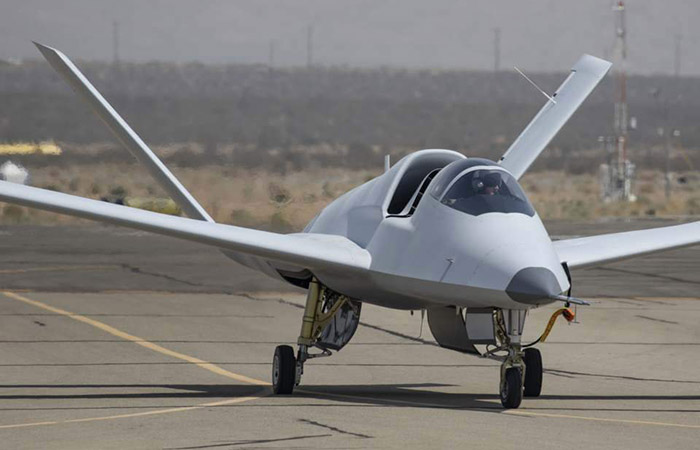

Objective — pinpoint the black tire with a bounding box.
[500,367,523,409]
[272,345,296,394]
[523,348,543,397]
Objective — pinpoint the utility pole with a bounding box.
[112,20,120,65]
[664,126,671,199]
[268,40,276,67]
[493,27,501,72]
[674,34,682,78]
[612,1,633,201]
[306,24,314,68]
[651,87,672,199]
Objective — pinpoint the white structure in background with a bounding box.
[0,161,29,185]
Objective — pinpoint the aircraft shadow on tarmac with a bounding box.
[0,384,265,402]
[295,385,700,413]
[1,383,697,414]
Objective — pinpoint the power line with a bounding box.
[306,24,314,68]
[112,20,120,65]
[268,40,276,67]
[674,34,682,78]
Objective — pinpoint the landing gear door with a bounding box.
[427,306,497,354]
[317,298,362,351]
[465,308,497,344]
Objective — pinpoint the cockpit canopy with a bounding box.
[429,159,535,217]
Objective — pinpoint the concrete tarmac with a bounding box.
[0,221,698,449]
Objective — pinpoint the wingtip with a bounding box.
[32,41,60,57]
[574,54,613,76]
[581,53,611,64]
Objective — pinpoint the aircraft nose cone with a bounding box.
[506,267,563,305]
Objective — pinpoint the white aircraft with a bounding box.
[1,43,698,409]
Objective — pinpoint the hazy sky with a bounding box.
[1,0,697,75]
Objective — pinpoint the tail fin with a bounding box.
[499,54,612,179]
[33,42,213,222]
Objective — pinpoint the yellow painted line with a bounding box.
[0,421,58,429]
[0,396,259,430]
[0,265,120,275]
[0,291,271,430]
[2,291,269,386]
[505,410,700,429]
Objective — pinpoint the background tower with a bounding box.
[602,1,635,202]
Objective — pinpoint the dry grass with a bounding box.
[3,163,699,229]
[2,163,376,231]
[521,170,700,219]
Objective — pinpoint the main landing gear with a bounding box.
[272,277,361,394]
[272,344,296,394]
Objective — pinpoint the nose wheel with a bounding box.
[499,347,543,407]
[523,347,542,397]
[500,366,523,408]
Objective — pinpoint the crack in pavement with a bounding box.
[117,265,294,296]
[119,264,204,287]
[635,315,679,325]
[299,418,373,439]
[545,368,700,384]
[163,433,333,449]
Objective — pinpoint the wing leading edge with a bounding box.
[553,221,700,269]
[0,180,371,274]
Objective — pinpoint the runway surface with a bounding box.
[0,220,698,449]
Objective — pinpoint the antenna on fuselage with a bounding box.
[514,66,557,105]
[384,154,391,172]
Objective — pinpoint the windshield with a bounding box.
[439,169,535,216]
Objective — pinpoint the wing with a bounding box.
[499,54,612,179]
[0,180,371,274]
[33,42,213,222]
[553,221,700,269]
[22,42,372,282]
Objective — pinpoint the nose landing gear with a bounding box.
[484,309,528,409]
[498,346,542,407]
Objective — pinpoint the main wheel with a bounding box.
[500,367,523,409]
[523,348,543,397]
[272,345,296,394]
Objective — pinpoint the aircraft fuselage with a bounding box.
[302,149,570,310]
